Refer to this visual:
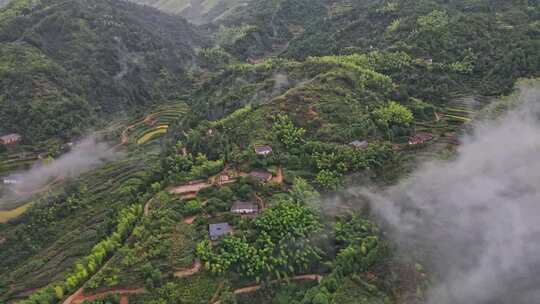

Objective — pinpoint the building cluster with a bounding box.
[209,201,259,241]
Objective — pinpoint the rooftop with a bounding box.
[209,223,232,238]
[249,170,273,181]
[349,140,368,149]
[0,133,21,144]
[254,145,273,155]
[231,201,258,211]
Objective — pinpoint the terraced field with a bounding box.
[123,103,189,146]
[0,153,156,302]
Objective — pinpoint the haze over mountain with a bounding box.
[128,0,252,24]
[0,1,539,304]
[0,0,206,143]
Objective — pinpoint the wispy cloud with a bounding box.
[353,82,540,304]
[2,136,121,203]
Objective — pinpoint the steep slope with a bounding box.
[211,0,327,60]
[209,0,539,99]
[128,0,252,25]
[0,0,206,143]
[284,0,540,97]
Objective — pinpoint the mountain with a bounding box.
[128,0,253,25]
[0,0,206,143]
[283,0,540,96]
[0,1,539,304]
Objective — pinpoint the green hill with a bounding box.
[0,0,206,143]
[0,1,539,304]
[128,0,253,24]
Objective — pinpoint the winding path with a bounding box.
[233,274,322,295]
[169,182,212,195]
[173,259,202,278]
[211,274,323,304]
[63,287,144,304]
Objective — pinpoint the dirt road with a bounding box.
[169,182,212,195]
[174,259,202,278]
[63,287,144,304]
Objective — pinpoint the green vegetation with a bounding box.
[0,0,204,143]
[0,0,538,303]
[197,200,322,281]
[283,0,540,100]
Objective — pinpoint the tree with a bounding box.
[206,197,230,214]
[219,289,237,304]
[372,102,414,139]
[417,10,449,33]
[272,114,306,149]
[54,285,64,300]
[198,201,322,281]
[289,177,320,209]
[315,170,342,190]
[333,217,391,275]
[217,186,235,203]
[181,199,203,216]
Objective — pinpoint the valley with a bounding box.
[0,1,539,304]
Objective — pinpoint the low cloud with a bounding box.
[2,136,121,203]
[352,83,540,304]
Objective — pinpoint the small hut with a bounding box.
[209,223,232,241]
[249,170,273,183]
[349,140,369,150]
[0,134,21,145]
[231,201,259,215]
[254,145,273,156]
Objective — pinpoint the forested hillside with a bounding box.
[207,0,539,99]
[128,0,252,24]
[0,0,205,143]
[0,1,539,304]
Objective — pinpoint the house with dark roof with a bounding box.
[349,140,368,150]
[231,201,259,215]
[0,133,21,145]
[254,145,273,156]
[209,223,232,241]
[408,133,434,145]
[249,170,273,183]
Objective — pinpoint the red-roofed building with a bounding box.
[0,134,21,145]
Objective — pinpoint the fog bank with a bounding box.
[2,136,121,203]
[364,83,540,304]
